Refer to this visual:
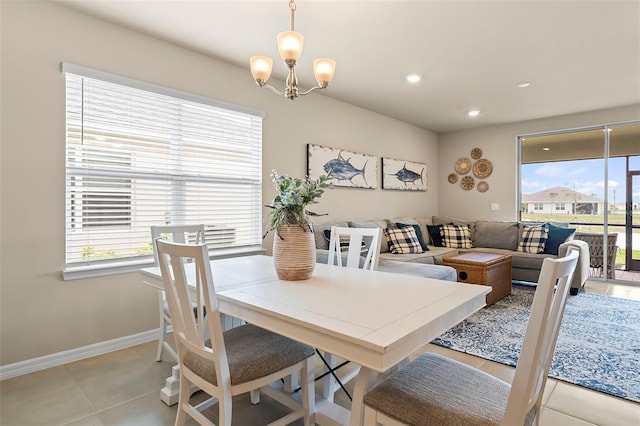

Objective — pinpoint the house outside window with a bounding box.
[534,203,543,211]
[63,64,264,279]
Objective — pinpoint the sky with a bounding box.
[521,156,640,204]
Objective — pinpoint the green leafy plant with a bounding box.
[265,170,332,238]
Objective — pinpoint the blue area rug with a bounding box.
[432,285,640,402]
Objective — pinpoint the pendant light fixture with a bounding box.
[250,0,336,100]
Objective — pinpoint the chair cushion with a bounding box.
[364,352,535,426]
[183,324,314,386]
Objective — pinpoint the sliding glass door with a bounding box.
[519,121,640,283]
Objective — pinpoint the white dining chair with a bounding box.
[322,226,382,402]
[361,247,580,426]
[151,224,205,362]
[156,239,315,426]
[327,225,382,271]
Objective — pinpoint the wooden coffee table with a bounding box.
[442,252,512,305]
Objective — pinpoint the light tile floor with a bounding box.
[1,280,639,426]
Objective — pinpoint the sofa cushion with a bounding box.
[432,215,477,241]
[518,224,548,254]
[544,223,576,255]
[396,222,429,251]
[350,220,390,252]
[440,224,472,249]
[385,227,424,254]
[474,221,519,250]
[416,217,434,244]
[512,251,555,270]
[312,222,349,250]
[379,246,457,264]
[426,225,445,247]
[377,259,457,282]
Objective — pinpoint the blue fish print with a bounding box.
[393,163,423,187]
[323,152,368,186]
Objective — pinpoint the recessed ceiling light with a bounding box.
[468,110,480,117]
[406,74,422,83]
[543,147,550,151]
[517,81,531,88]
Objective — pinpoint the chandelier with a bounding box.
[249,0,336,100]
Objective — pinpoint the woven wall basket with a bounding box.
[273,224,316,280]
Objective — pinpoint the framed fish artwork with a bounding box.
[307,144,377,189]
[382,158,427,191]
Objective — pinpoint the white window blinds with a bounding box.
[63,64,264,278]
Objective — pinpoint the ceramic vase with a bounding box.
[273,224,316,280]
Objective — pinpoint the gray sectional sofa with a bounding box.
[313,215,590,294]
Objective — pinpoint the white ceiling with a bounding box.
[55,0,640,133]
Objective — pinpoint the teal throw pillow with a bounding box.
[426,225,445,247]
[543,223,576,255]
[396,223,429,251]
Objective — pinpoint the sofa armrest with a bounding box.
[558,239,590,293]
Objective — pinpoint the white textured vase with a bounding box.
[273,224,316,280]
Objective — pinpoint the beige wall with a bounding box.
[437,105,640,221]
[0,1,438,364]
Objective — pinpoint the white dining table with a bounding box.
[140,254,489,426]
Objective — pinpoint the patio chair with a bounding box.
[361,247,579,425]
[574,232,618,279]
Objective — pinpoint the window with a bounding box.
[534,203,543,211]
[63,63,264,279]
[519,121,640,282]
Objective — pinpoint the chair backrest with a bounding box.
[150,224,206,266]
[155,239,231,387]
[503,246,579,425]
[327,226,382,270]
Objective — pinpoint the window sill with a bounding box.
[62,246,266,281]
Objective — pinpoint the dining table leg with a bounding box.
[348,367,378,426]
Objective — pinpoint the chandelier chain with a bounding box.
[289,0,296,31]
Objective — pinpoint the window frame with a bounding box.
[62,63,266,280]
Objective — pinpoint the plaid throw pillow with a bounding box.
[518,225,548,253]
[440,224,472,249]
[385,227,424,254]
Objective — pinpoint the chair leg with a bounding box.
[175,373,189,426]
[157,316,168,361]
[363,406,377,425]
[219,390,233,426]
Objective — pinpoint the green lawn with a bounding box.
[615,249,640,266]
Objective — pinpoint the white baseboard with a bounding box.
[0,329,159,381]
